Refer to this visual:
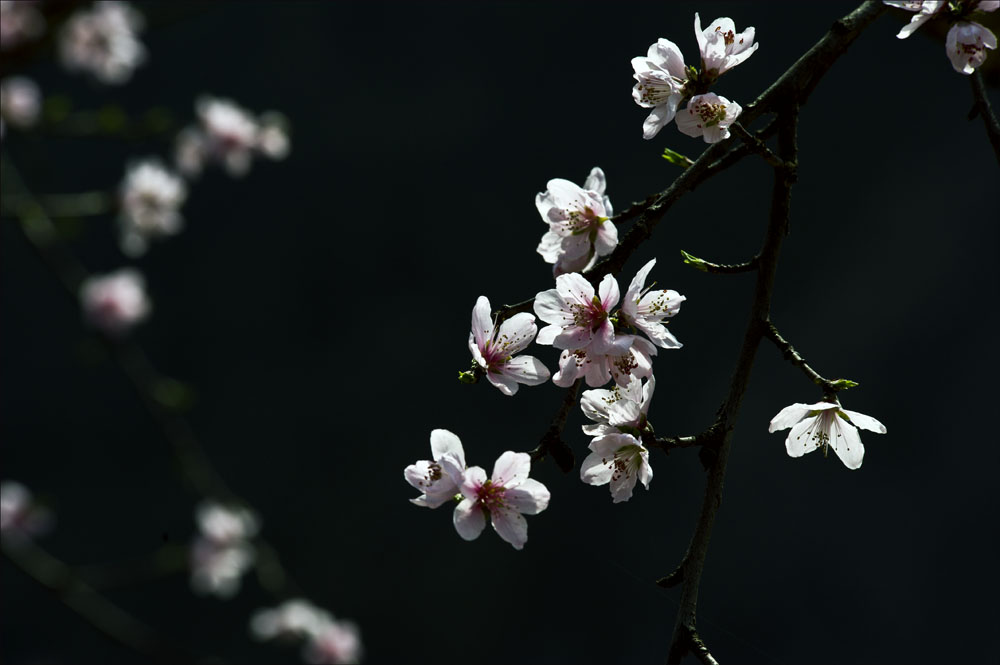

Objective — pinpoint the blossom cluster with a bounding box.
[251,599,362,665]
[886,0,998,74]
[189,501,259,598]
[0,480,53,542]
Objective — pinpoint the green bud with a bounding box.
[680,249,709,272]
[662,147,694,169]
[458,371,477,384]
[829,379,859,390]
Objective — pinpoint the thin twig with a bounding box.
[969,70,1000,166]
[764,320,858,397]
[681,249,759,275]
[731,122,786,168]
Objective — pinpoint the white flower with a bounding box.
[189,501,259,598]
[0,77,41,130]
[79,268,151,336]
[59,1,146,84]
[580,433,652,503]
[580,375,655,439]
[675,93,742,144]
[404,429,467,509]
[946,21,997,74]
[536,168,618,276]
[632,38,689,139]
[118,160,187,256]
[0,1,46,51]
[0,480,53,540]
[884,1,946,39]
[468,296,550,396]
[620,259,684,349]
[176,97,289,178]
[552,334,656,389]
[251,599,331,641]
[453,451,550,550]
[534,273,628,355]
[768,401,886,470]
[694,13,759,76]
[303,618,363,665]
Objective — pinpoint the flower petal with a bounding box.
[504,478,550,515]
[459,466,487,501]
[768,403,812,432]
[533,289,571,327]
[580,450,614,486]
[785,415,820,458]
[491,451,531,488]
[490,508,528,550]
[430,429,465,468]
[485,371,519,396]
[841,409,887,434]
[583,167,606,195]
[495,355,550,386]
[453,499,486,541]
[829,416,864,470]
[471,296,493,352]
[495,313,538,356]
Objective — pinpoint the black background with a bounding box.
[2,2,998,663]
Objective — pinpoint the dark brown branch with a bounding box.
[666,106,799,665]
[731,122,786,168]
[529,379,582,473]
[644,425,722,455]
[970,70,1000,166]
[764,320,858,397]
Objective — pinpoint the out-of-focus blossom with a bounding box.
[675,92,742,143]
[536,167,618,274]
[453,451,550,550]
[535,273,628,355]
[0,1,45,51]
[0,480,53,541]
[694,13,759,76]
[79,268,151,336]
[404,429,466,509]
[580,432,653,503]
[946,20,997,73]
[552,334,656,388]
[768,400,886,470]
[620,259,684,349]
[251,599,362,664]
[118,160,187,256]
[175,97,290,178]
[632,38,689,139]
[189,501,259,598]
[59,2,146,84]
[468,296,549,396]
[0,77,41,135]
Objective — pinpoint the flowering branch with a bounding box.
[529,379,582,473]
[730,122,786,167]
[969,70,1000,165]
[764,321,858,397]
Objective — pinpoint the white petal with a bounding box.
[642,103,676,140]
[580,450,614,486]
[769,403,815,432]
[829,417,865,470]
[490,508,528,550]
[495,355,550,386]
[785,416,820,458]
[841,409,887,434]
[495,313,538,356]
[583,166,606,195]
[533,289,570,326]
[486,371,519,396]
[491,451,531,488]
[430,429,465,468]
[471,296,493,352]
[544,178,589,210]
[592,220,618,257]
[504,478,550,515]
[453,499,486,541]
[597,274,620,310]
[609,468,639,503]
[535,324,561,346]
[536,230,564,263]
[556,272,595,306]
[469,332,486,368]
[580,388,615,424]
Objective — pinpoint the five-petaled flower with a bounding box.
[189,501,259,598]
[675,92,742,144]
[535,273,629,355]
[694,13,759,77]
[620,259,685,349]
[469,296,550,396]
[580,375,656,439]
[536,168,618,276]
[552,334,656,389]
[453,451,550,550]
[79,268,151,336]
[404,429,466,508]
[769,401,887,470]
[580,433,653,503]
[632,38,689,139]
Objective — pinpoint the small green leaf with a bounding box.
[680,249,708,272]
[829,379,859,390]
[662,147,694,168]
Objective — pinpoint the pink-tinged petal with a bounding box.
[705,17,736,36]
[703,125,728,144]
[556,272,595,306]
[469,332,486,368]
[580,450,614,486]
[597,274,620,310]
[552,350,584,388]
[496,313,538,356]
[626,259,655,305]
[490,508,528,550]
[536,324,561,346]
[829,417,864,470]
[554,251,593,277]
[642,104,676,140]
[593,220,618,257]
[404,460,433,492]
[654,38,688,79]
[583,167,606,195]
[559,233,591,260]
[459,466,487,501]
[438,454,466,486]
[491,451,531,488]
[785,416,820,458]
[588,320,618,355]
[977,1,1000,10]
[504,478,550,515]
[471,296,493,352]
[841,409,887,434]
[485,371,519,396]
[552,325,593,350]
[535,191,557,221]
[768,403,813,432]
[537,229,564,263]
[496,355,550,386]
[544,178,589,210]
[533,289,571,326]
[430,429,465,468]
[582,355,611,387]
[453,499,486,541]
[632,55,656,77]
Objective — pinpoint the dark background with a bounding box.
[2,2,998,663]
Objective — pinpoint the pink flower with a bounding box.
[631,38,689,139]
[552,334,656,388]
[79,268,151,336]
[0,77,41,131]
[404,429,466,509]
[620,259,685,349]
[469,296,550,396]
[189,502,259,598]
[536,168,618,276]
[675,92,742,144]
[303,618,363,665]
[694,13,759,77]
[250,599,363,665]
[534,273,628,355]
[453,451,550,550]
[946,21,997,74]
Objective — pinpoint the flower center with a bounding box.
[475,480,507,512]
[601,446,638,482]
[693,100,727,127]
